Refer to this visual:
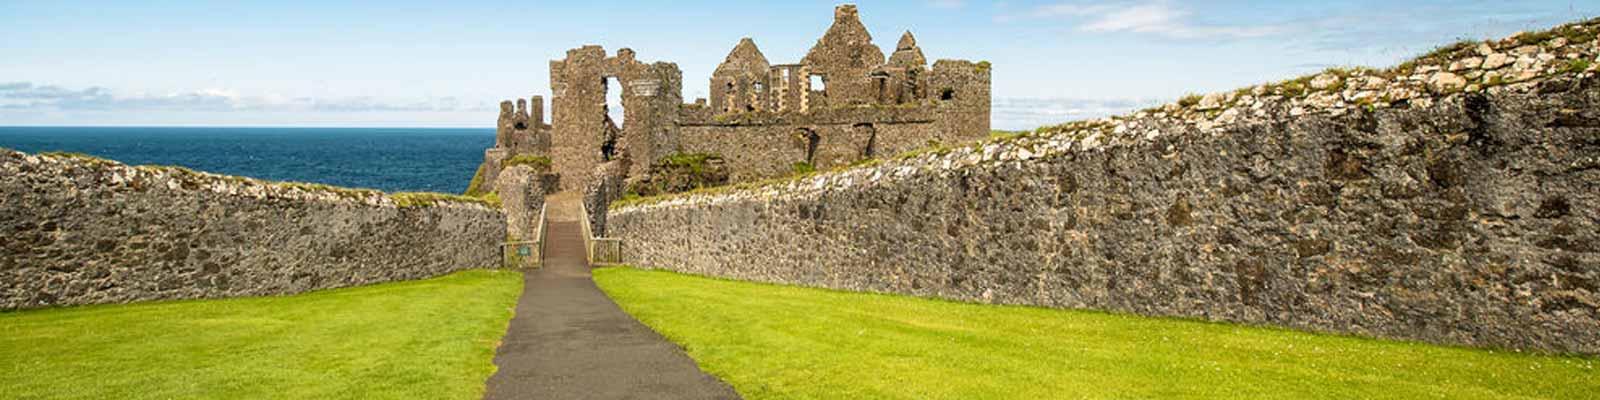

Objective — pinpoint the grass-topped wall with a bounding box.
[1,149,507,310]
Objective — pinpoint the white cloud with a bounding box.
[1008,0,1282,40]
[991,97,1163,131]
[1029,3,1115,18]
[0,82,493,113]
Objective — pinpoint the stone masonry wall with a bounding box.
[608,24,1600,354]
[496,164,550,242]
[1,150,506,311]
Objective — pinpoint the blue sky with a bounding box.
[2,0,1596,130]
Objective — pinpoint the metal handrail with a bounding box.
[578,199,623,265]
[533,204,547,268]
[579,200,595,264]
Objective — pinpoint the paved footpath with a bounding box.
[482,196,739,400]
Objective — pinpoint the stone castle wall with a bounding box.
[607,26,1600,354]
[1,150,506,311]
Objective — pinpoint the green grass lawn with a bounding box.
[595,267,1599,400]
[1,269,522,400]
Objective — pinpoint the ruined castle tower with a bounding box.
[548,47,684,187]
[471,95,552,195]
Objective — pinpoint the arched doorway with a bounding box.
[601,76,625,161]
[853,123,877,158]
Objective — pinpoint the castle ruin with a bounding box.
[472,4,991,194]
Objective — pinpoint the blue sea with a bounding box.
[0,127,494,194]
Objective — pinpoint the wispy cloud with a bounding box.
[0,82,492,113]
[992,97,1163,130]
[1002,0,1283,40]
[1027,3,1117,18]
[1291,3,1595,55]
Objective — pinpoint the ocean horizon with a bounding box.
[0,126,494,194]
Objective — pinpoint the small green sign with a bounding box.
[517,245,532,257]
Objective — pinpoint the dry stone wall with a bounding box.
[608,23,1600,354]
[1,150,505,311]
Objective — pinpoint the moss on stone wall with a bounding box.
[625,153,730,197]
[659,153,720,174]
[502,154,552,171]
[790,161,816,175]
[273,182,384,200]
[464,163,489,196]
[392,192,497,208]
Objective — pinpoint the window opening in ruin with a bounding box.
[600,133,618,162]
[940,88,955,101]
[605,76,625,129]
[753,82,765,92]
[904,69,920,102]
[871,74,889,104]
[801,128,821,165]
[514,122,527,130]
[855,123,877,158]
[809,74,826,92]
[600,115,620,162]
[781,69,791,83]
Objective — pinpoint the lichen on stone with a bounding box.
[391,192,496,208]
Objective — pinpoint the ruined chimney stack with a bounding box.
[529,95,545,125]
[897,31,917,51]
[835,4,858,21]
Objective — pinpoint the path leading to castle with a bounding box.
[482,193,739,400]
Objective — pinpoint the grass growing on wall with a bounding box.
[501,154,552,170]
[464,163,490,196]
[659,152,722,174]
[594,267,1599,400]
[0,270,523,400]
[392,191,497,208]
